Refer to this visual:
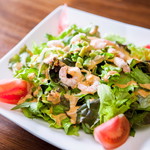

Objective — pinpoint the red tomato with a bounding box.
[94,114,130,149]
[0,79,29,104]
[145,44,150,49]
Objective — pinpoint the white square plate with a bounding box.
[0,6,150,150]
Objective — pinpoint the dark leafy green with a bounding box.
[129,111,150,128]
[77,99,100,133]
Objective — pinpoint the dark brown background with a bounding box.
[0,0,150,150]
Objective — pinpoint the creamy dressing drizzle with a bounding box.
[51,113,67,126]
[115,81,137,88]
[139,83,150,90]
[137,89,150,98]
[17,94,33,105]
[65,94,79,124]
[47,91,61,104]
[48,93,80,125]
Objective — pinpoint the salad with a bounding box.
[0,24,150,149]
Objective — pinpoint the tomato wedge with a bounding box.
[0,79,29,104]
[94,114,130,149]
[145,44,150,49]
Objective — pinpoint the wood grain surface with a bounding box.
[0,0,150,150]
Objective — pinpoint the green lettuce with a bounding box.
[12,102,41,118]
[134,61,150,75]
[32,43,47,55]
[115,74,133,84]
[12,100,79,135]
[127,44,150,61]
[9,45,31,70]
[15,68,38,82]
[98,84,137,124]
[45,33,57,41]
[52,96,70,115]
[104,34,126,44]
[100,64,121,82]
[62,118,80,136]
[130,67,150,84]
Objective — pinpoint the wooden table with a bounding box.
[0,0,149,149]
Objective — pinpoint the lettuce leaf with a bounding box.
[12,102,41,118]
[100,64,121,83]
[129,111,150,128]
[137,95,150,111]
[9,45,31,70]
[104,34,126,44]
[12,101,79,135]
[58,24,77,39]
[58,24,100,40]
[134,61,150,75]
[52,97,70,115]
[130,67,150,84]
[127,44,150,61]
[77,99,100,134]
[98,84,137,124]
[77,100,100,127]
[32,43,47,55]
[15,68,38,82]
[62,118,80,136]
[8,54,20,69]
[45,33,57,41]
[115,74,133,84]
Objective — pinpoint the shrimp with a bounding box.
[78,74,100,94]
[90,38,116,49]
[47,40,64,48]
[113,57,130,73]
[43,54,58,64]
[108,47,125,59]
[59,66,83,88]
[70,33,86,44]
